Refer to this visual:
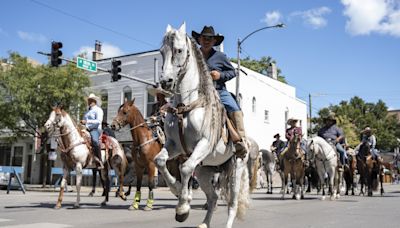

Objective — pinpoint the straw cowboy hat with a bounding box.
[287,118,298,125]
[87,93,101,106]
[192,26,224,46]
[147,85,173,97]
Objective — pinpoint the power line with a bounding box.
[30,0,158,49]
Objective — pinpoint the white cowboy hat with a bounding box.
[147,86,173,97]
[87,93,101,106]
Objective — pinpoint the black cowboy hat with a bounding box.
[192,26,224,46]
[274,133,280,138]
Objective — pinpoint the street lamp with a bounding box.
[235,23,285,98]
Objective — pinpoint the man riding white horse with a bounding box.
[318,112,347,170]
[192,25,247,158]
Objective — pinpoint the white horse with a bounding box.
[306,136,340,200]
[44,105,127,208]
[154,23,255,228]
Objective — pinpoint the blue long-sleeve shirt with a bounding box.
[205,49,236,91]
[83,105,104,131]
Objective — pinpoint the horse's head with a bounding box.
[44,106,66,134]
[111,98,140,131]
[306,139,316,161]
[160,22,191,92]
[359,141,371,158]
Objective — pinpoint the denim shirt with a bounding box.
[318,124,344,142]
[83,105,103,131]
[205,49,236,91]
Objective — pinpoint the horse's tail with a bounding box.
[249,153,260,192]
[237,164,250,220]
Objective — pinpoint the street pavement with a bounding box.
[1,183,400,228]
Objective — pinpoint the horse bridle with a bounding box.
[165,35,192,94]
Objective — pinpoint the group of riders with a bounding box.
[79,25,381,195]
[271,112,381,173]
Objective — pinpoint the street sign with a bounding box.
[76,57,97,72]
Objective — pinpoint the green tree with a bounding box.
[312,96,400,151]
[0,52,90,149]
[231,56,287,83]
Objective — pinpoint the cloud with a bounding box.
[261,11,282,26]
[341,0,400,37]
[74,42,124,59]
[17,31,47,43]
[290,7,332,29]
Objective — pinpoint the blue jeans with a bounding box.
[336,143,347,165]
[90,129,101,159]
[218,90,240,113]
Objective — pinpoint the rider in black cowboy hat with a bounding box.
[192,25,248,158]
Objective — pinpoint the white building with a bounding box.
[226,63,307,150]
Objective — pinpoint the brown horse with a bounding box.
[281,133,305,200]
[111,98,163,211]
[343,152,357,195]
[357,142,384,196]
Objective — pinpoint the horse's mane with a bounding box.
[188,36,224,151]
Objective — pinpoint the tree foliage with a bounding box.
[231,56,287,83]
[312,96,400,151]
[0,52,90,149]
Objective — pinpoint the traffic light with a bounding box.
[50,41,63,67]
[111,59,122,81]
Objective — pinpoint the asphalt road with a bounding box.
[1,184,400,228]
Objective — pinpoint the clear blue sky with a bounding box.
[1,0,399,117]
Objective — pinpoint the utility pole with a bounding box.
[309,93,312,133]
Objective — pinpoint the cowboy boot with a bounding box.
[229,111,248,159]
[129,191,141,210]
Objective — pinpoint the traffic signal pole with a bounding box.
[37,51,157,87]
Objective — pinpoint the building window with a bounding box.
[264,110,269,123]
[12,146,23,166]
[0,144,11,166]
[123,86,132,103]
[252,97,256,113]
[146,92,156,117]
[100,89,108,122]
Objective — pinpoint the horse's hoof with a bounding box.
[125,192,131,197]
[198,223,208,228]
[321,196,326,201]
[292,195,296,200]
[73,204,80,209]
[301,195,304,199]
[54,204,61,209]
[119,193,127,201]
[88,191,94,197]
[368,192,373,197]
[128,205,139,211]
[101,201,107,206]
[143,206,153,211]
[336,194,341,199]
[202,203,208,210]
[175,212,190,223]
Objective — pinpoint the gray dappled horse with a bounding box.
[154,23,257,228]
